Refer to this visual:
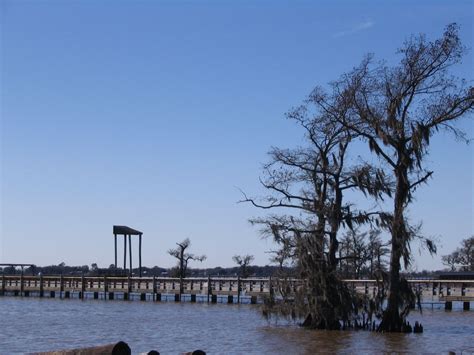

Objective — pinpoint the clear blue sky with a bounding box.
[1,0,472,271]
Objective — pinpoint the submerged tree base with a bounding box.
[302,313,342,330]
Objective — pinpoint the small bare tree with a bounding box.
[367,230,390,278]
[233,254,254,278]
[338,229,389,279]
[442,252,459,271]
[168,238,206,279]
[442,236,474,271]
[339,230,369,279]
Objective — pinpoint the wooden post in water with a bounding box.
[237,276,241,304]
[20,272,24,297]
[39,274,44,297]
[152,276,157,302]
[128,235,133,276]
[82,275,86,300]
[207,276,211,303]
[1,274,5,296]
[104,276,108,301]
[269,276,274,302]
[59,275,64,299]
[139,233,142,277]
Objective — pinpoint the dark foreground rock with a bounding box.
[31,341,206,355]
[31,341,131,355]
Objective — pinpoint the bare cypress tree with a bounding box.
[233,254,255,278]
[168,238,206,295]
[442,236,474,271]
[367,230,390,278]
[338,229,389,279]
[242,101,391,329]
[441,251,460,271]
[339,230,369,279]
[310,24,473,331]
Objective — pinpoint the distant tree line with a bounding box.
[0,257,463,279]
[0,263,168,277]
[0,262,289,278]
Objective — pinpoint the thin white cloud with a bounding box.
[333,20,375,38]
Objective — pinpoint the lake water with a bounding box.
[0,297,473,354]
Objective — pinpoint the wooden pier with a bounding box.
[345,278,474,310]
[1,275,473,308]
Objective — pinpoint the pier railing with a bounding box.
[1,275,473,307]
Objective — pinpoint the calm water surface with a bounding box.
[0,297,473,354]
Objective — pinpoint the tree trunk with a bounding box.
[328,187,342,271]
[379,164,409,332]
[179,248,184,296]
[302,192,348,331]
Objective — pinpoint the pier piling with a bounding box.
[207,276,211,303]
[20,273,24,297]
[39,274,44,297]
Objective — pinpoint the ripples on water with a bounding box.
[0,297,473,354]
